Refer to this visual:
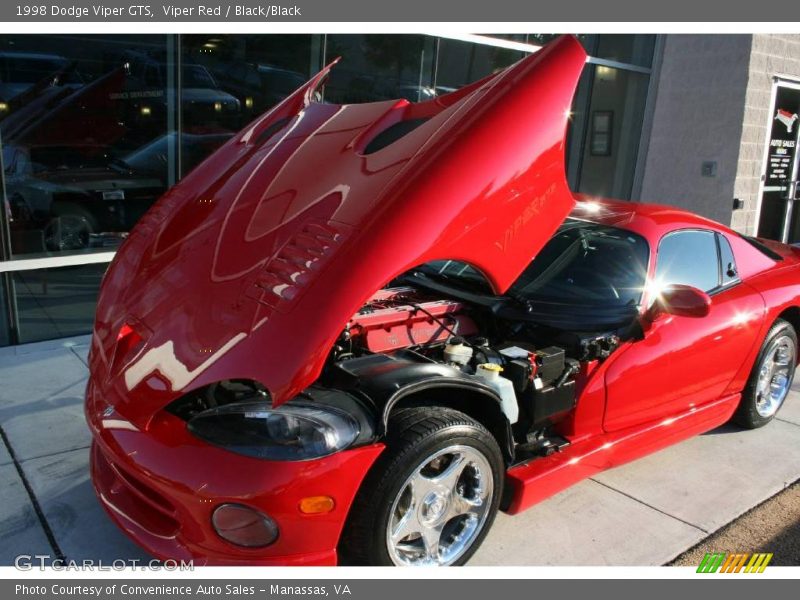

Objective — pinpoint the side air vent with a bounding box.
[254,116,292,146]
[363,118,429,155]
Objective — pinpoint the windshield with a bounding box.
[183,65,217,88]
[510,220,649,307]
[421,219,650,308]
[27,146,114,171]
[118,133,233,174]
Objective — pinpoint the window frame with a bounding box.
[715,232,741,292]
[655,228,740,296]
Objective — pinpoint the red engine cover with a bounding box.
[348,287,478,352]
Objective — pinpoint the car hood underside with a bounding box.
[90,35,587,421]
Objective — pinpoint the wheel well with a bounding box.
[385,386,514,464]
[777,307,800,363]
[778,307,800,337]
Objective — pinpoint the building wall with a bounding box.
[731,34,800,234]
[638,35,752,226]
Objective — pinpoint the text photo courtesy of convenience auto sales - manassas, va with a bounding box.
[0,1,799,595]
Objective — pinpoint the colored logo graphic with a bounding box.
[696,552,773,573]
[775,108,799,134]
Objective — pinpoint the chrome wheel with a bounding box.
[385,444,494,566]
[755,334,796,418]
[45,214,92,251]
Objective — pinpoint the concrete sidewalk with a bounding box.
[1,336,799,566]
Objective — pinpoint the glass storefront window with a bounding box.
[323,35,435,103]
[0,32,659,346]
[180,34,316,173]
[481,34,656,69]
[574,65,650,199]
[594,35,656,68]
[11,262,106,344]
[0,276,9,346]
[0,35,170,259]
[435,38,523,91]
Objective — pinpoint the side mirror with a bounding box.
[647,284,711,320]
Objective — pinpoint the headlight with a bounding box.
[187,401,360,461]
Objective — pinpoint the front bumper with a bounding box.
[86,388,384,566]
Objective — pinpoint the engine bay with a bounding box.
[168,284,625,457]
[323,286,623,445]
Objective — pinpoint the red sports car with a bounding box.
[85,35,800,566]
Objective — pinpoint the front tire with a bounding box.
[340,407,503,566]
[734,319,797,429]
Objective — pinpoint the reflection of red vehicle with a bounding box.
[86,36,800,566]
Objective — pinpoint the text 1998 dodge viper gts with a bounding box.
[86,35,800,566]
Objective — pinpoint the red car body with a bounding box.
[85,35,800,565]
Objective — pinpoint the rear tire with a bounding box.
[733,319,797,429]
[339,407,503,566]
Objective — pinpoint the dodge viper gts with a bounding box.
[85,35,800,566]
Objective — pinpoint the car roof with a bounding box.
[571,194,734,241]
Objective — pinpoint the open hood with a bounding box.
[92,35,587,416]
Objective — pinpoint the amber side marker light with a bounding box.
[299,496,335,514]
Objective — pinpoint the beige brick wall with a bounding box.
[639,35,752,226]
[731,34,800,234]
[639,34,800,234]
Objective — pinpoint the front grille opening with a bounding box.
[166,379,269,421]
[113,463,175,515]
[92,444,180,537]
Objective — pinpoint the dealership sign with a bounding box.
[765,88,799,187]
[758,83,800,241]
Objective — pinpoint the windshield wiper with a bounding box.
[503,290,535,313]
[411,268,488,293]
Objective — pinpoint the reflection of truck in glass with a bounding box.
[0,51,83,108]
[3,144,162,252]
[328,73,436,103]
[121,50,240,128]
[213,63,307,114]
[119,131,233,178]
[4,133,233,253]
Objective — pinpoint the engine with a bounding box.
[345,287,479,353]
[325,287,617,438]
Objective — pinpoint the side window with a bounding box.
[655,230,720,292]
[717,233,739,286]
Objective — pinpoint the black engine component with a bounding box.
[534,346,565,384]
[581,333,620,360]
[523,379,576,426]
[503,358,533,395]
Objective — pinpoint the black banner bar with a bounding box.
[4,579,799,600]
[3,0,800,22]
